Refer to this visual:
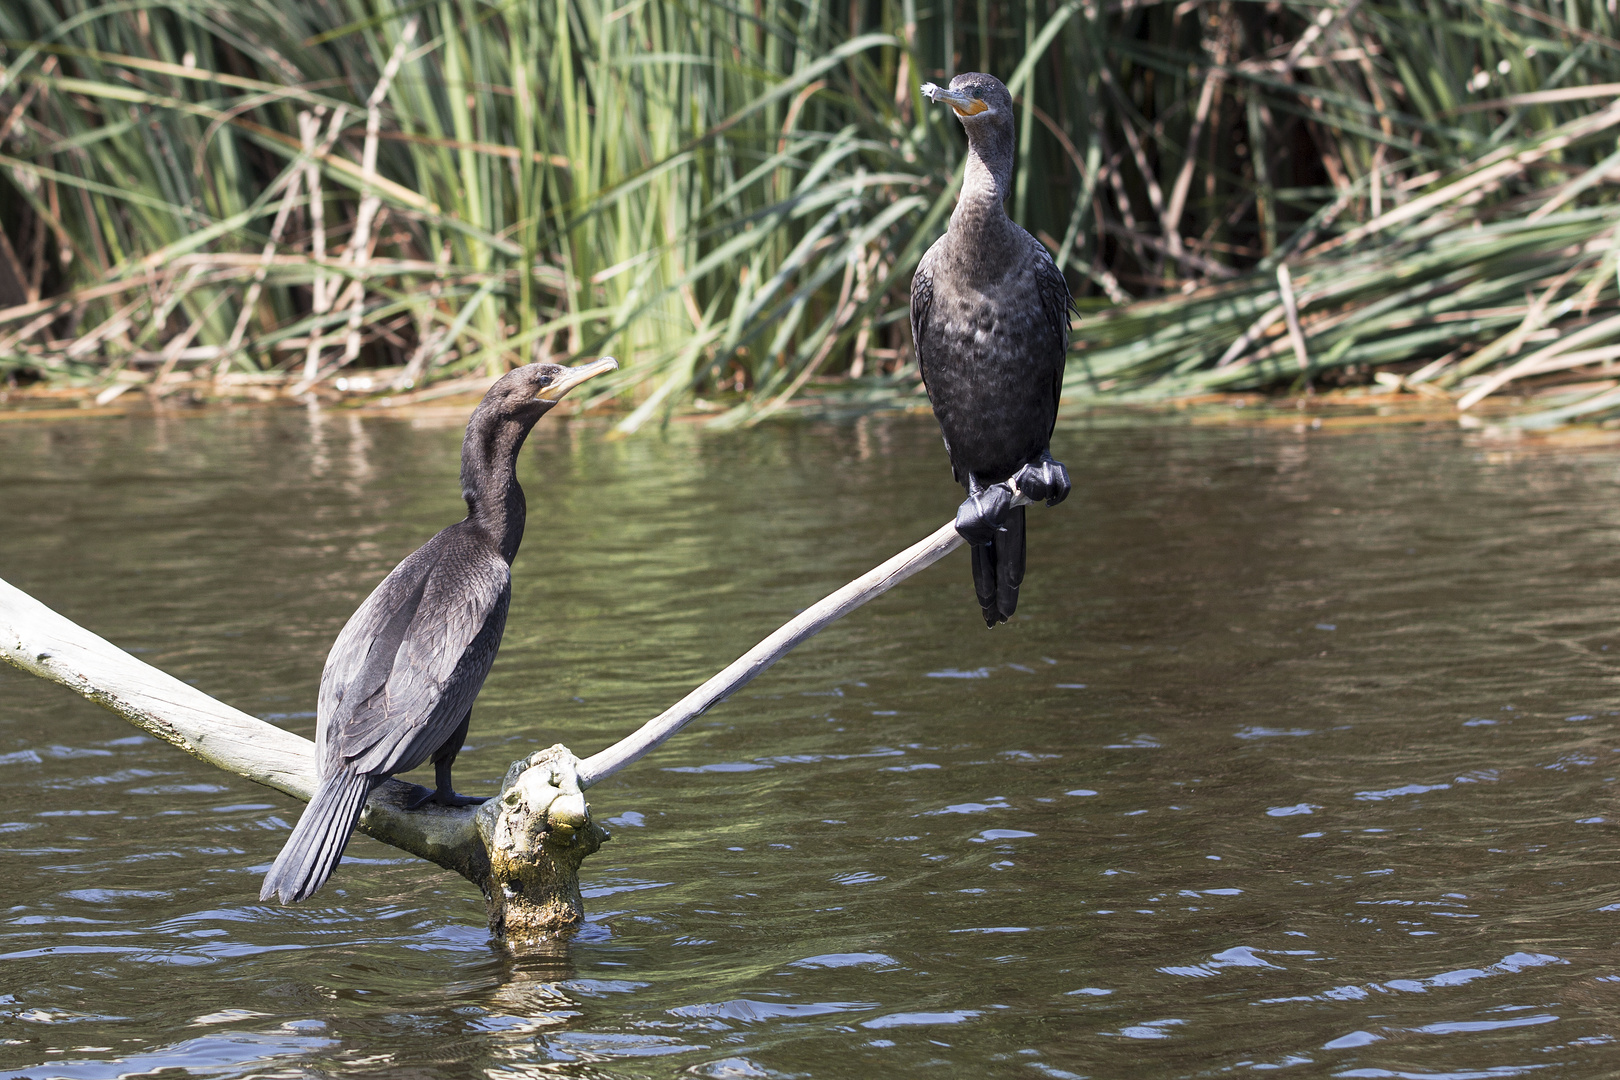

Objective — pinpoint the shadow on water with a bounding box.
[3,406,1620,1076]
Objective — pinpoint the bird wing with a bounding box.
[1028,234,1074,434]
[910,241,939,363]
[911,241,968,480]
[315,537,510,777]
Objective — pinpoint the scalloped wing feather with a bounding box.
[316,530,510,778]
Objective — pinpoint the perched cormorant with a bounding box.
[912,73,1073,627]
[260,357,617,905]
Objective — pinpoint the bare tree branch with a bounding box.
[577,487,1030,788]
[0,486,1031,935]
[0,574,490,883]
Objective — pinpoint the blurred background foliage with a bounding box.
[3,0,1620,427]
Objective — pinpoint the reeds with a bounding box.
[3,1,1620,426]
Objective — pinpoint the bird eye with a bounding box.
[536,375,553,388]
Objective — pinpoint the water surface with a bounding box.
[3,405,1620,1077]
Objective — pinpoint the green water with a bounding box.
[3,406,1620,1078]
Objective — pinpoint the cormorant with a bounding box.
[912,73,1073,627]
[260,357,617,905]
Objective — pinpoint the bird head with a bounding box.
[485,356,618,418]
[921,73,1013,132]
[458,356,618,527]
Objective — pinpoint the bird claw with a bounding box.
[1013,455,1071,507]
[406,786,489,810]
[955,484,1013,545]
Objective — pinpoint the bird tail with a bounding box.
[969,504,1025,628]
[260,768,374,905]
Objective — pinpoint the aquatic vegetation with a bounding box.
[2,1,1619,425]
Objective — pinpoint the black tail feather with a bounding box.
[971,542,998,624]
[999,504,1026,617]
[969,505,1026,627]
[260,768,374,904]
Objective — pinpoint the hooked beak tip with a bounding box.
[920,82,986,116]
[538,356,617,402]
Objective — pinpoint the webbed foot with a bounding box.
[406,786,489,810]
[955,483,1013,546]
[1013,454,1071,507]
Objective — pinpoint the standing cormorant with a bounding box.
[911,73,1073,627]
[260,357,617,905]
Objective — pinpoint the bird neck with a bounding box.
[460,410,535,564]
[950,121,1018,253]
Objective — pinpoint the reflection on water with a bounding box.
[4,408,1620,1076]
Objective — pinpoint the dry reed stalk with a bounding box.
[1104,222,1236,279]
[150,288,232,397]
[747,250,863,425]
[295,107,351,386]
[217,172,304,376]
[1513,344,1620,373]
[1164,18,1229,242]
[1275,264,1310,370]
[1216,300,1284,368]
[0,308,60,354]
[299,110,327,381]
[1097,64,1180,269]
[1326,102,1620,252]
[1405,348,1462,386]
[1442,258,1593,386]
[60,298,143,360]
[1528,145,1620,223]
[1456,84,1620,112]
[0,56,55,143]
[1459,313,1620,409]
[847,247,876,378]
[336,19,420,375]
[1369,145,1385,219]
[122,264,205,385]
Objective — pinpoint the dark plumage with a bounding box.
[911,72,1073,627]
[260,357,617,905]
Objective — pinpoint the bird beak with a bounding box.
[537,356,618,402]
[921,82,988,117]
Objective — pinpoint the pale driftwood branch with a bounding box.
[0,494,1019,934]
[576,486,1030,788]
[0,574,610,936]
[0,574,489,885]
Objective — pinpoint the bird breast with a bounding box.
[936,264,1043,343]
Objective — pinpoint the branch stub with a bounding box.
[476,744,609,942]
